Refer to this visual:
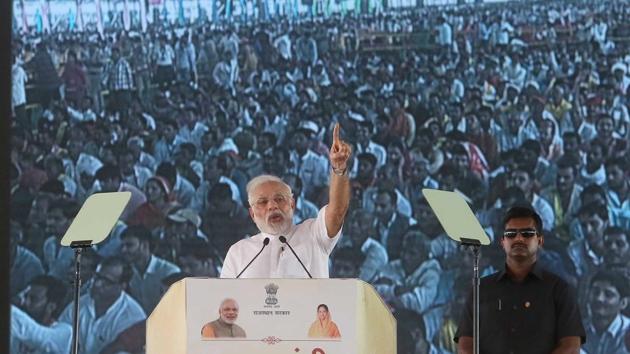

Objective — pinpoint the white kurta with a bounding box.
[220,206,341,278]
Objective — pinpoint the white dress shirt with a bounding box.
[59,292,146,354]
[128,255,180,314]
[12,63,28,108]
[290,149,329,197]
[355,141,387,168]
[11,305,72,354]
[358,238,389,282]
[374,258,442,315]
[220,206,341,278]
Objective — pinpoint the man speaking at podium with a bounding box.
[220,123,352,278]
[455,205,586,354]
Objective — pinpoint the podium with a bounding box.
[147,278,396,354]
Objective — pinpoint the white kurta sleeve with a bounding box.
[11,305,72,353]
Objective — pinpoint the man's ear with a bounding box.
[621,297,628,311]
[538,234,544,247]
[248,207,254,220]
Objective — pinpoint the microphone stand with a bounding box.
[70,240,94,354]
[236,237,269,278]
[461,237,481,354]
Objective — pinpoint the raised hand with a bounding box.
[329,123,352,173]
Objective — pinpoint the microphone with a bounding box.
[279,236,312,279]
[236,237,270,278]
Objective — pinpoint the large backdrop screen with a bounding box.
[9,0,630,353]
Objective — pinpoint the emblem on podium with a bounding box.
[264,283,279,305]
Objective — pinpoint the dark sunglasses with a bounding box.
[503,228,538,239]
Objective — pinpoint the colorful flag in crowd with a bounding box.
[211,0,218,22]
[263,0,270,20]
[35,9,43,33]
[123,0,131,30]
[76,0,84,31]
[239,0,247,22]
[41,0,51,33]
[20,0,29,33]
[162,2,168,22]
[68,9,76,30]
[225,0,232,20]
[95,0,104,35]
[178,0,185,25]
[140,0,148,31]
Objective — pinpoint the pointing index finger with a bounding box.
[333,123,340,145]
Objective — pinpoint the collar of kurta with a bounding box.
[259,228,297,243]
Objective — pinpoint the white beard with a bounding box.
[254,210,294,236]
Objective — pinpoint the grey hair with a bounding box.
[246,174,293,205]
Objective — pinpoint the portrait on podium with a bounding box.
[201,298,247,339]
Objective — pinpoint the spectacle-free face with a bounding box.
[219,299,239,324]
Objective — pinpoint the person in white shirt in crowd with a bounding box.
[157,162,196,208]
[95,164,147,222]
[10,220,45,298]
[74,153,104,202]
[373,228,441,338]
[436,15,453,50]
[289,120,330,201]
[175,33,197,84]
[221,123,351,278]
[353,117,387,168]
[343,208,388,282]
[153,119,179,165]
[42,199,79,280]
[579,141,607,186]
[568,202,609,279]
[59,256,146,354]
[192,154,242,211]
[508,164,555,232]
[153,34,176,88]
[120,225,180,313]
[372,185,414,261]
[283,172,319,225]
[118,149,152,191]
[496,110,538,153]
[582,271,630,354]
[11,275,72,354]
[127,136,158,172]
[331,247,365,278]
[155,207,210,264]
[177,238,221,277]
[43,155,78,198]
[12,52,29,131]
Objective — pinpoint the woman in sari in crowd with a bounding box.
[128,175,177,231]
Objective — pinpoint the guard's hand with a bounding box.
[329,123,352,171]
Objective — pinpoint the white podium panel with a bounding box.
[147,278,396,354]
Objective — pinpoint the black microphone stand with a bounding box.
[236,237,269,278]
[461,237,481,354]
[70,240,94,354]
